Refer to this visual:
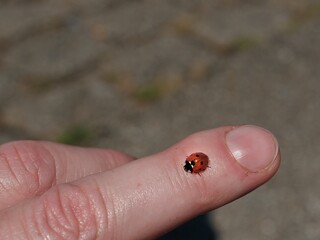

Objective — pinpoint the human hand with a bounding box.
[0,125,280,239]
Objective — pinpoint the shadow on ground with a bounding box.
[159,214,218,240]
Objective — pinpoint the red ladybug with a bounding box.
[184,152,209,174]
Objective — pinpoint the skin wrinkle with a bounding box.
[0,181,8,203]
[0,154,14,195]
[40,144,134,184]
[105,185,119,240]
[24,201,45,240]
[15,143,43,196]
[13,143,47,191]
[101,179,120,240]
[33,145,55,195]
[42,143,68,184]
[41,187,69,239]
[163,162,185,200]
[1,142,52,206]
[40,196,61,239]
[64,151,72,183]
[38,184,89,239]
[60,182,107,239]
[81,177,113,240]
[71,184,98,239]
[43,142,86,183]
[12,143,29,174]
[56,185,78,236]
[8,142,56,199]
[74,182,103,239]
[104,151,117,170]
[65,183,98,238]
[73,149,94,180]
[0,146,20,189]
[84,180,105,240]
[20,143,42,173]
[100,149,133,170]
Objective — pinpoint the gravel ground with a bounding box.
[1,0,320,239]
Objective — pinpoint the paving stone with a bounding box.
[0,72,19,103]
[55,0,138,11]
[2,76,133,140]
[192,2,291,45]
[0,126,33,144]
[101,35,217,87]
[4,26,105,82]
[87,0,182,43]
[0,2,69,46]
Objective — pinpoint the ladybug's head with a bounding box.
[183,161,194,173]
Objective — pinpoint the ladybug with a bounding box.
[184,152,209,174]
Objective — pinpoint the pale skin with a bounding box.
[0,125,280,239]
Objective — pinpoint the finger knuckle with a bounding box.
[35,183,105,239]
[0,141,55,199]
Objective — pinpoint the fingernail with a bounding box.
[226,125,278,172]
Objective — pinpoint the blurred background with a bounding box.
[1,0,320,239]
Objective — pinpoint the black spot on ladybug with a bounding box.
[200,161,203,165]
[196,154,200,157]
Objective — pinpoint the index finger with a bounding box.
[0,125,280,240]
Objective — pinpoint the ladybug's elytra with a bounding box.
[184,152,209,174]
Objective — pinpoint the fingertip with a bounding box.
[158,125,281,208]
[226,125,280,173]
